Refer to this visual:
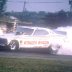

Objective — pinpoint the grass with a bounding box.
[0,57,72,72]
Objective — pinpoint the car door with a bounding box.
[33,29,50,48]
[16,28,38,48]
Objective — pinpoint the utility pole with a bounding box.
[69,0,72,12]
[22,1,27,19]
[23,1,27,12]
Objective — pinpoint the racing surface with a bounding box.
[0,47,72,61]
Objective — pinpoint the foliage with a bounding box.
[0,0,7,16]
[44,10,72,28]
[5,11,47,27]
[5,10,72,28]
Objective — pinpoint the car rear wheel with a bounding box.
[48,45,60,54]
[9,40,19,51]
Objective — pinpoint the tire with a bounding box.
[48,45,60,55]
[9,40,19,51]
[48,47,53,54]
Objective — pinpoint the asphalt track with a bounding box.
[0,48,72,61]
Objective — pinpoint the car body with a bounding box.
[0,26,66,54]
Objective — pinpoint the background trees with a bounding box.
[44,10,72,28]
[0,0,7,16]
[5,10,72,28]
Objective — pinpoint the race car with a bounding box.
[0,26,66,54]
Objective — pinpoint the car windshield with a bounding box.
[16,27,34,35]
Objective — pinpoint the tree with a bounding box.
[44,10,68,28]
[0,0,7,16]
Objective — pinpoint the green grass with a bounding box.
[0,57,72,72]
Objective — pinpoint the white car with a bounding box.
[0,26,66,54]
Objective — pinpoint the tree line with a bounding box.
[0,0,72,28]
[6,10,72,28]
[0,0,7,16]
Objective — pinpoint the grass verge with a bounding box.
[0,57,72,72]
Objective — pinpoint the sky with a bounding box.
[6,0,70,12]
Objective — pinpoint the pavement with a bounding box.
[0,48,72,61]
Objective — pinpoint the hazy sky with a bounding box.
[7,0,70,12]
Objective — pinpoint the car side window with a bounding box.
[33,29,49,36]
[15,28,34,35]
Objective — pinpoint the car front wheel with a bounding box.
[9,40,19,51]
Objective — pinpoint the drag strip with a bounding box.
[0,49,72,61]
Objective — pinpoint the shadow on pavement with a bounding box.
[0,46,52,54]
[0,46,10,51]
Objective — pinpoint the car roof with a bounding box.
[17,26,51,31]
